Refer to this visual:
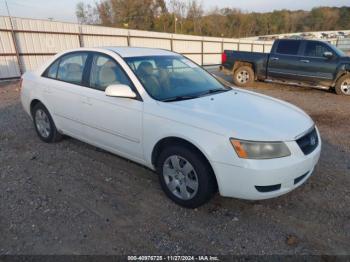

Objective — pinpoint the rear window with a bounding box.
[276,41,301,55]
[45,60,59,79]
[57,53,88,85]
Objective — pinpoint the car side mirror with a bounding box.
[105,84,136,99]
[323,51,333,59]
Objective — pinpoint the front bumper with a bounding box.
[212,139,321,200]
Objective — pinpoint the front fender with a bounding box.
[142,112,237,171]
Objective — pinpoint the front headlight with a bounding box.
[230,139,291,159]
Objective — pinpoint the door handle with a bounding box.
[271,57,279,61]
[300,59,310,63]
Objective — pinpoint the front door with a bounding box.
[80,53,144,162]
[297,41,338,85]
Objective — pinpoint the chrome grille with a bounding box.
[296,128,318,155]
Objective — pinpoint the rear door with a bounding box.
[41,51,89,137]
[267,40,304,81]
[297,41,338,85]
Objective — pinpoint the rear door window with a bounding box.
[276,41,301,55]
[45,60,60,79]
[57,53,88,85]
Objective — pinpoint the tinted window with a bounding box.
[125,55,228,101]
[89,54,132,91]
[57,53,88,85]
[276,41,301,55]
[304,42,333,57]
[45,60,59,79]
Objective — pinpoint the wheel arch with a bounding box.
[29,99,59,130]
[30,99,42,117]
[334,71,350,95]
[233,61,255,73]
[333,64,350,86]
[336,70,350,81]
[151,136,218,190]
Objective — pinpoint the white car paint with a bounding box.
[21,47,321,200]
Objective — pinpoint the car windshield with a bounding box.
[124,55,229,101]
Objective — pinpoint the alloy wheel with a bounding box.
[237,70,250,84]
[162,155,199,200]
[340,79,350,95]
[35,109,51,138]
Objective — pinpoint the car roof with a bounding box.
[35,47,182,75]
[104,47,179,58]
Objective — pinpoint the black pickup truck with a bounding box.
[220,39,350,95]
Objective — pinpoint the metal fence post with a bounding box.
[127,30,130,47]
[78,25,83,47]
[201,40,204,66]
[7,16,22,75]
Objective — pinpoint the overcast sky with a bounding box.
[0,0,349,23]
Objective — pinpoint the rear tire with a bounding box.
[32,102,62,143]
[335,75,350,96]
[233,66,254,87]
[156,146,216,208]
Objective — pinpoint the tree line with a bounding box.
[76,0,350,38]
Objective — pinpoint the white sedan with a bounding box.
[21,47,321,208]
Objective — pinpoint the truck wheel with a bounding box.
[335,75,350,95]
[233,66,254,87]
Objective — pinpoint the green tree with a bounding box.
[76,2,99,24]
[76,2,350,38]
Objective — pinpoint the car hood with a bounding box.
[159,89,314,141]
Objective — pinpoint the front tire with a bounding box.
[156,146,216,208]
[233,66,254,87]
[32,102,62,143]
[335,75,350,96]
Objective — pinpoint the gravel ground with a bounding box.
[0,72,349,255]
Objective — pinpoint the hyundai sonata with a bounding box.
[21,47,321,208]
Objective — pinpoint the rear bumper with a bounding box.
[20,87,32,118]
[212,141,321,200]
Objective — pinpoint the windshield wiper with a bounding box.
[198,88,229,97]
[162,95,199,102]
[162,89,229,102]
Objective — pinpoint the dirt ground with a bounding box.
[0,71,349,255]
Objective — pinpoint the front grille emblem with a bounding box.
[310,135,316,146]
[296,128,318,155]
